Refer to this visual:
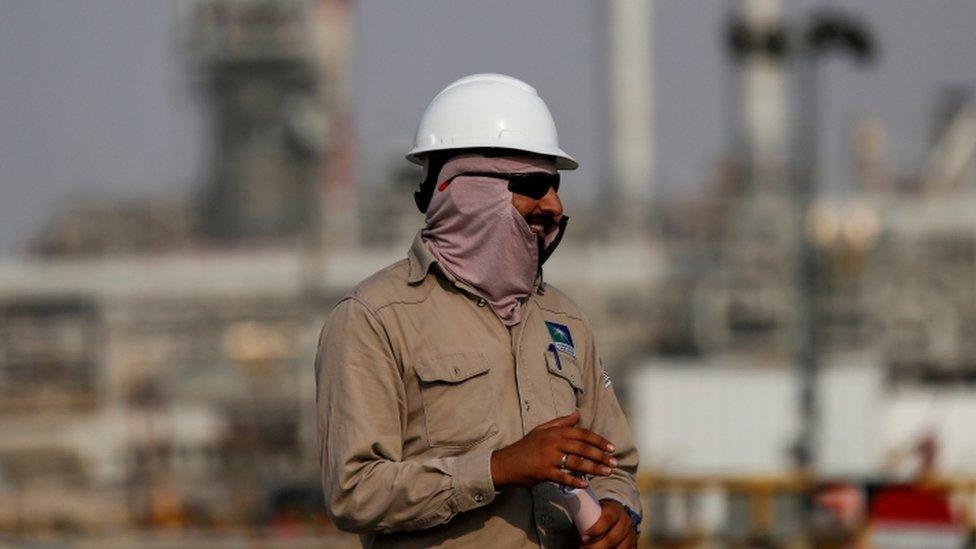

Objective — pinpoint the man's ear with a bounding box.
[414,157,435,213]
[414,183,433,213]
[414,153,450,214]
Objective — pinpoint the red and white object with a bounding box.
[869,485,966,548]
[555,481,603,534]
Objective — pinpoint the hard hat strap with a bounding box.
[538,215,569,272]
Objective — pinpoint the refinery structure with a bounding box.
[1,0,976,545]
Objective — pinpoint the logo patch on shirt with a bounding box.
[544,321,575,356]
[599,359,613,388]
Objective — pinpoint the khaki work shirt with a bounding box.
[315,233,641,548]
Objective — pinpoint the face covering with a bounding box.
[421,153,567,326]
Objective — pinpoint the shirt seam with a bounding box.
[345,281,434,315]
[534,303,584,321]
[339,296,401,373]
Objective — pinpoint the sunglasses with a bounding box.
[466,172,560,200]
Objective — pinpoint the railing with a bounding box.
[635,472,976,547]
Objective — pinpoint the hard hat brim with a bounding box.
[406,144,578,171]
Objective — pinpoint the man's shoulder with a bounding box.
[536,282,589,326]
[341,258,430,314]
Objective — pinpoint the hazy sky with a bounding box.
[2,1,976,255]
[355,0,604,210]
[0,1,205,255]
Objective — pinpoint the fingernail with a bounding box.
[582,536,590,543]
[607,444,616,452]
[600,466,612,475]
[610,457,619,466]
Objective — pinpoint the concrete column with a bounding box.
[609,0,655,233]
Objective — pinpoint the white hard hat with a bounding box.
[406,73,578,170]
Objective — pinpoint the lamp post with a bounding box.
[727,6,876,535]
[792,9,875,474]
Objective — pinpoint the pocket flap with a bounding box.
[416,353,490,383]
[545,347,583,392]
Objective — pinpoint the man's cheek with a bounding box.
[510,195,533,216]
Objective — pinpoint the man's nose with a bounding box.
[536,187,563,218]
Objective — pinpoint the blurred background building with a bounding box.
[1,0,976,546]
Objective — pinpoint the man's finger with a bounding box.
[581,504,618,544]
[563,428,615,454]
[565,455,612,477]
[592,510,630,549]
[550,469,589,490]
[537,410,580,430]
[616,528,637,549]
[561,427,616,453]
[561,443,615,473]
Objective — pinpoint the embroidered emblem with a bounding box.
[544,321,576,356]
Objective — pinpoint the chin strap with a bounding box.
[537,216,569,274]
[415,153,452,213]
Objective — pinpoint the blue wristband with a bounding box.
[623,504,642,534]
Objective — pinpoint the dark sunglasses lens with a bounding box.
[507,174,559,200]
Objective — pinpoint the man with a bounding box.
[315,74,641,548]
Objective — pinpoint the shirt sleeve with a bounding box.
[314,297,496,534]
[576,321,643,520]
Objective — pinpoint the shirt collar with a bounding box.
[407,231,440,285]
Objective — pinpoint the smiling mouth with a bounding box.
[526,216,556,236]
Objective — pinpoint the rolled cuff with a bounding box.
[450,448,497,513]
[590,477,642,520]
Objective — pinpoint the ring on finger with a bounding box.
[559,453,569,470]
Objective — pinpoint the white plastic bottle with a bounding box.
[555,475,602,534]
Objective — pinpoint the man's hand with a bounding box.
[490,411,617,489]
[582,500,637,549]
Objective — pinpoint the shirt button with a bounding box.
[476,298,487,307]
[524,401,531,411]
[538,514,549,525]
[474,493,485,503]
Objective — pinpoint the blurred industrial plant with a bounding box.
[1,0,975,547]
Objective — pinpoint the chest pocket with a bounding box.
[415,353,499,449]
[545,347,584,415]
